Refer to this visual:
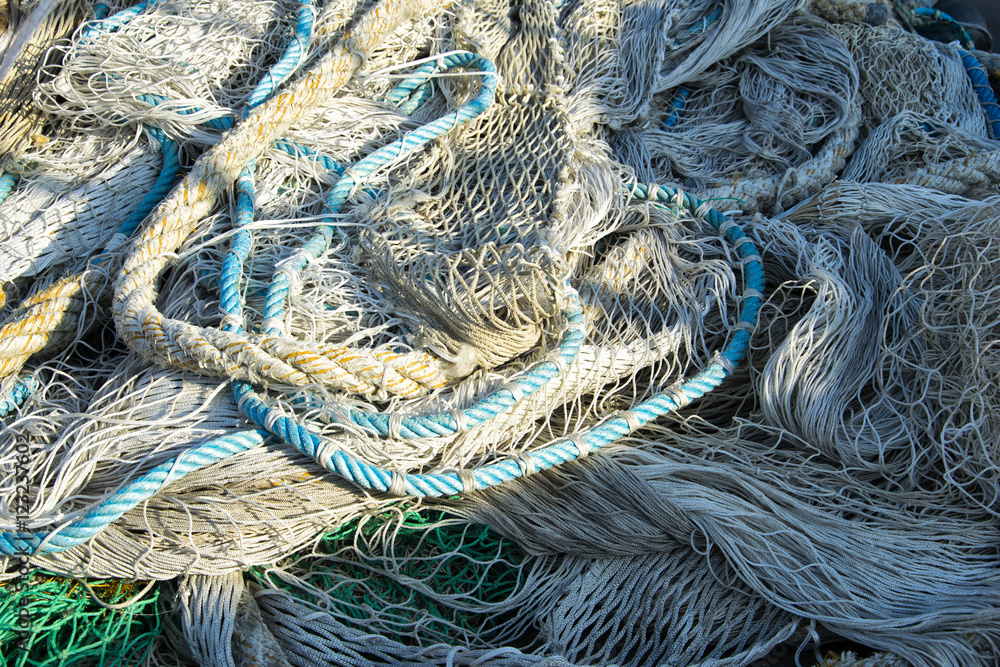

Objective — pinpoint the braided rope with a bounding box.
[236,183,765,497]
[0,429,268,555]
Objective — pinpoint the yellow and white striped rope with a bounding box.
[0,0,454,397]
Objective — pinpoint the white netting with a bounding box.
[2,0,1000,665]
[0,129,161,283]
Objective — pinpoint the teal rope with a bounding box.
[0,430,269,555]
[233,182,765,497]
[0,171,18,205]
[243,0,315,113]
[0,375,39,420]
[114,126,182,239]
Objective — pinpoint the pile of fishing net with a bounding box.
[1,0,999,664]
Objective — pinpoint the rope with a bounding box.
[957,48,1000,140]
[0,429,268,556]
[234,183,765,498]
[662,87,690,129]
[0,374,39,419]
[0,171,17,203]
[243,0,316,113]
[111,0,442,394]
[910,6,975,50]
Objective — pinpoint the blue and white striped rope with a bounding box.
[0,430,269,555]
[235,182,765,498]
[957,48,1000,140]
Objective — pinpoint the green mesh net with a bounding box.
[0,573,160,667]
[250,508,528,646]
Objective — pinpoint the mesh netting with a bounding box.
[2,0,1000,665]
[0,571,160,666]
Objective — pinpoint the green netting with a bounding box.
[0,573,160,667]
[250,508,528,646]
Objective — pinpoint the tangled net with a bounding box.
[1,0,999,664]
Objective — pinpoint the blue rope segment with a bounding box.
[115,126,182,239]
[235,183,765,498]
[663,87,691,129]
[219,163,257,334]
[272,138,345,174]
[79,0,170,41]
[958,48,1000,140]
[262,51,499,335]
[330,286,583,438]
[385,58,442,116]
[0,171,18,205]
[243,0,315,113]
[0,430,269,556]
[911,7,975,50]
[0,375,39,420]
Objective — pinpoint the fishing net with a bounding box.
[2,0,1000,665]
[0,570,160,666]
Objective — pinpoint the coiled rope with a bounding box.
[234,182,765,498]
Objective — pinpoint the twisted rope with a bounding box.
[0,171,18,203]
[958,48,1000,140]
[112,0,444,396]
[0,430,269,555]
[0,374,39,419]
[0,271,105,380]
[235,183,765,497]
